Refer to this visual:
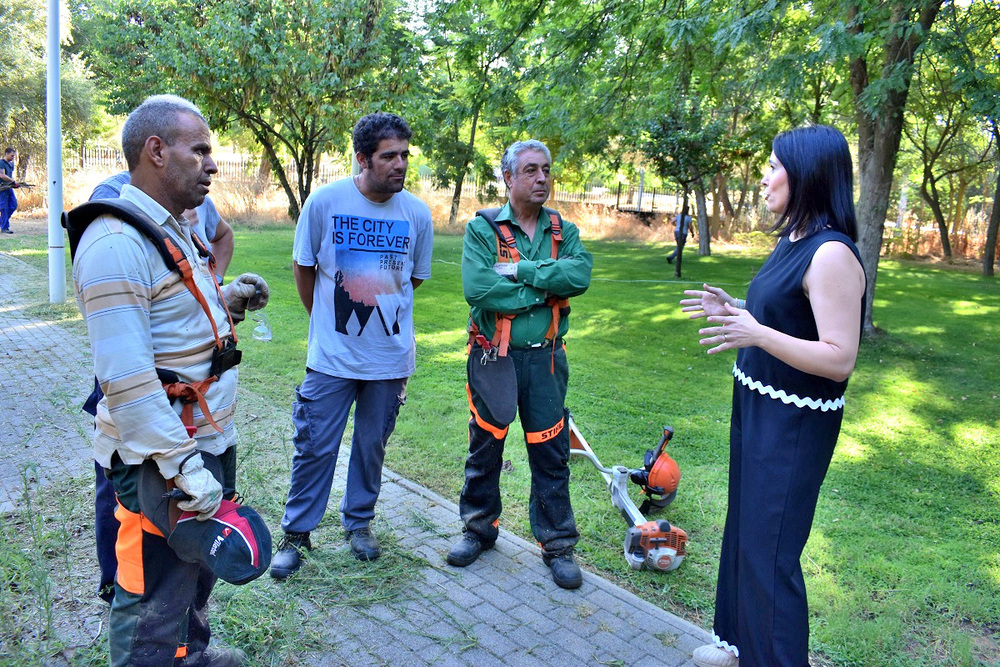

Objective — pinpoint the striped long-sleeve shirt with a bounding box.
[73,184,238,479]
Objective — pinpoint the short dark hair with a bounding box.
[770,125,857,242]
[353,112,412,164]
[121,95,207,171]
[3,148,15,157]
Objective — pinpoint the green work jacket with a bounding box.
[462,203,593,347]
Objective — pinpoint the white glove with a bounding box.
[173,453,223,520]
[222,273,269,323]
[492,262,519,281]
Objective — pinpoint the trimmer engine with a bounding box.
[624,520,687,572]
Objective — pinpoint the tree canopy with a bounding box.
[1,0,99,177]
[79,0,422,219]
[69,0,1000,323]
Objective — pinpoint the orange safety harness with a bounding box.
[64,200,240,437]
[468,207,570,366]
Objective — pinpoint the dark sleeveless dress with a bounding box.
[712,230,864,666]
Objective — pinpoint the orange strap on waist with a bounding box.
[162,377,224,436]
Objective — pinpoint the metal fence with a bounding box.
[77,146,126,172]
[76,147,682,213]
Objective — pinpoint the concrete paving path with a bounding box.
[0,247,710,666]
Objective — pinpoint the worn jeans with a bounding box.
[280,369,407,534]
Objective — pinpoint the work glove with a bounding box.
[172,452,224,520]
[222,273,269,323]
[492,262,519,281]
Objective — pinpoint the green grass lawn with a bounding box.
[5,222,999,666]
[224,226,999,666]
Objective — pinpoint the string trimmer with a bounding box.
[568,414,688,572]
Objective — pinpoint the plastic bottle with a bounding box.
[251,309,272,342]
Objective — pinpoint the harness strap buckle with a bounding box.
[481,345,498,365]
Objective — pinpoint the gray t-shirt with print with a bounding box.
[292,177,433,380]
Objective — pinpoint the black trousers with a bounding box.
[713,381,842,666]
[458,344,579,556]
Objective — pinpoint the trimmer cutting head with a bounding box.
[630,426,681,512]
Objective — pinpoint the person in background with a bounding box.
[269,112,433,579]
[0,148,20,234]
[91,170,234,280]
[665,208,693,264]
[681,125,866,667]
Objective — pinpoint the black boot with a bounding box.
[346,527,381,561]
[545,548,582,589]
[270,532,311,580]
[182,646,249,667]
[447,533,493,567]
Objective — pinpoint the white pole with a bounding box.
[46,0,65,304]
[636,168,645,211]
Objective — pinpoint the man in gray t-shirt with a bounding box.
[270,112,433,580]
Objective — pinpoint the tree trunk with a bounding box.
[239,113,301,220]
[734,164,749,223]
[696,184,710,256]
[849,0,943,335]
[712,174,722,237]
[448,106,481,228]
[983,163,999,277]
[254,155,271,196]
[716,172,735,238]
[855,127,900,334]
[951,176,967,233]
[17,154,29,182]
[449,175,465,229]
[921,175,952,259]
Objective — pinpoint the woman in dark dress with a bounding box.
[681,125,866,667]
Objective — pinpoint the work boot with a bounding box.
[346,527,381,561]
[446,533,493,567]
[692,644,738,667]
[545,549,583,589]
[183,646,249,667]
[269,532,311,580]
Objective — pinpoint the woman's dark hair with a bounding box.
[770,125,857,242]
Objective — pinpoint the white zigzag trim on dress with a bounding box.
[712,632,740,657]
[733,363,844,412]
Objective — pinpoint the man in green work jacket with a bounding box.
[447,139,593,589]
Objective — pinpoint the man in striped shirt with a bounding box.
[73,94,266,667]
